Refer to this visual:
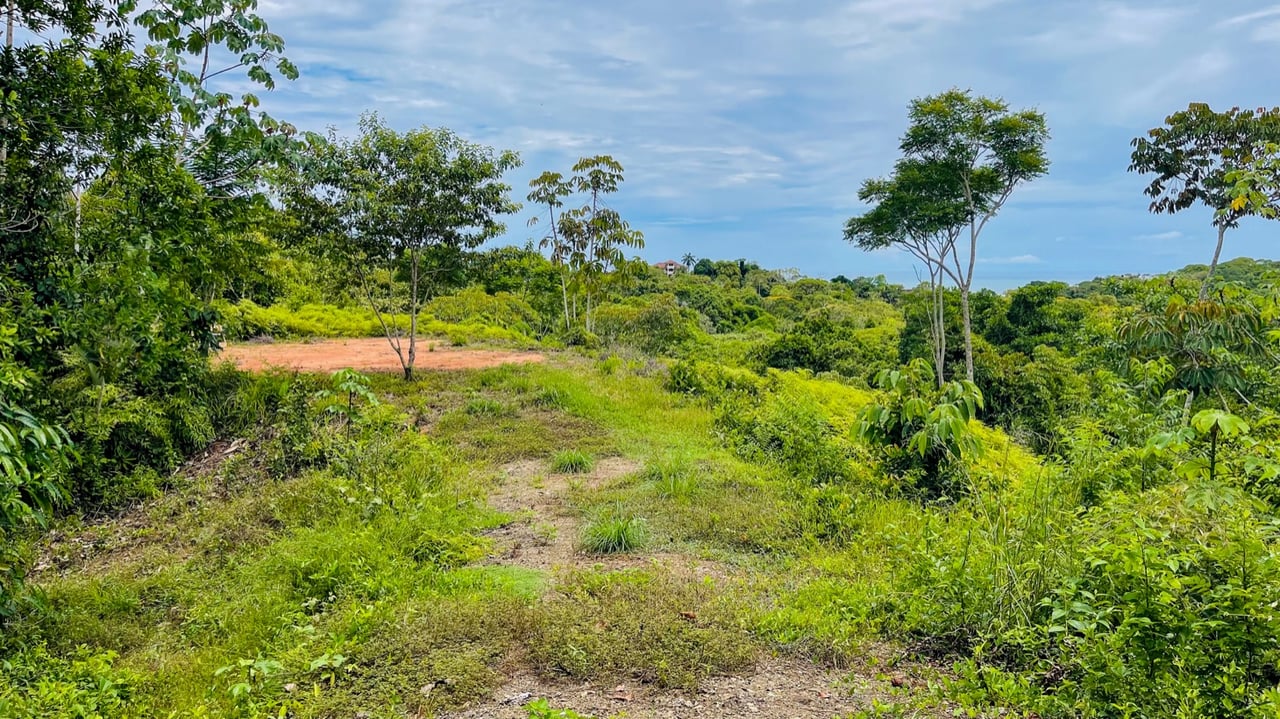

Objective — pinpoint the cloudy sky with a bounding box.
[252,0,1280,289]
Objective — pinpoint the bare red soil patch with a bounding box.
[219,338,545,373]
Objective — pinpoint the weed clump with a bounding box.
[464,397,513,417]
[643,456,699,500]
[551,449,595,474]
[580,507,649,554]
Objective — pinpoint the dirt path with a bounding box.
[483,457,641,571]
[218,338,545,373]
[467,457,927,719]
[449,657,902,719]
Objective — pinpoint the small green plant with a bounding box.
[856,358,984,499]
[214,655,285,715]
[598,354,623,375]
[580,506,648,554]
[532,521,558,546]
[465,397,513,418]
[525,697,592,719]
[551,449,594,474]
[532,387,568,409]
[316,369,380,433]
[644,456,698,500]
[1145,409,1279,487]
[307,651,348,689]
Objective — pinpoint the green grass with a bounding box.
[580,508,649,554]
[550,449,595,474]
[643,455,700,500]
[13,348,1083,718]
[463,396,514,418]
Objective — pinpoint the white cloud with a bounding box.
[982,254,1044,265]
[237,0,1280,283]
[1135,230,1183,240]
[1219,4,1280,26]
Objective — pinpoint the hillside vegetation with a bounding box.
[5,3,1280,718]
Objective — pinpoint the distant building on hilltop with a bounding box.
[653,259,687,276]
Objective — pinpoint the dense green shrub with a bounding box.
[425,286,540,336]
[0,645,148,718]
[593,294,703,355]
[755,313,900,383]
[715,388,852,484]
[959,483,1280,718]
[665,359,764,400]
[856,359,985,500]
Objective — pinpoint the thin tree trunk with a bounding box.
[961,286,973,382]
[934,275,947,387]
[560,273,570,330]
[1183,389,1195,425]
[407,248,419,380]
[1,0,14,169]
[962,220,978,382]
[1199,224,1227,301]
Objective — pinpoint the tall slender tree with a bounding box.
[527,171,575,330]
[900,89,1050,381]
[846,160,969,386]
[527,155,644,334]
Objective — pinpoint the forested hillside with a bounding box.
[4,2,1280,718]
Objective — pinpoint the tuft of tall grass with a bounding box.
[580,507,648,554]
[550,449,594,474]
[643,456,699,500]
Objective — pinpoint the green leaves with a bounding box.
[857,358,985,498]
[527,156,645,332]
[133,0,305,195]
[1191,409,1250,439]
[0,399,70,616]
[1130,103,1280,224]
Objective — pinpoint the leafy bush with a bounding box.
[426,286,540,336]
[0,401,71,616]
[593,294,702,355]
[856,359,984,500]
[972,483,1280,718]
[715,388,852,484]
[0,645,148,718]
[665,359,764,401]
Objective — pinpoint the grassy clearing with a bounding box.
[5,359,802,716]
[12,351,1072,717]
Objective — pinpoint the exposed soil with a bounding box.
[218,338,545,373]
[484,457,643,571]
[446,656,919,719]
[468,457,939,718]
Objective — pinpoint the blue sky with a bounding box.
[253,0,1280,289]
